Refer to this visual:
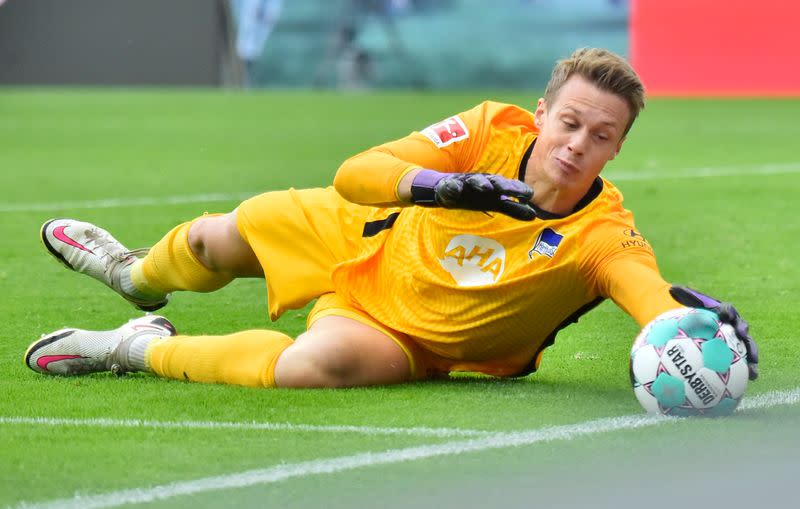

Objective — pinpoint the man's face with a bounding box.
[533,75,630,192]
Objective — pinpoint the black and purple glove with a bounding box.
[670,285,759,380]
[410,169,536,221]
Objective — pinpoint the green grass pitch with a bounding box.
[0,89,798,508]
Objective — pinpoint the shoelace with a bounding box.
[84,227,150,262]
[82,228,155,296]
[126,247,151,258]
[83,227,131,262]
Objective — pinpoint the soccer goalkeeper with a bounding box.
[25,48,758,388]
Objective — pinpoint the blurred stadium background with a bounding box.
[0,0,800,95]
[2,1,799,508]
[1,0,798,94]
[0,0,629,90]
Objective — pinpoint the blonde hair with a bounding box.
[544,48,645,135]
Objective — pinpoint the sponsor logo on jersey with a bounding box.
[528,228,563,259]
[620,228,650,249]
[439,234,505,286]
[421,115,469,148]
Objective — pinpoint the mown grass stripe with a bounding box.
[3,162,799,214]
[13,387,799,509]
[0,193,255,213]
[0,416,491,438]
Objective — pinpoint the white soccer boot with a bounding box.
[24,315,177,376]
[41,218,169,312]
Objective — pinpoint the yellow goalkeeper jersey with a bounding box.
[330,101,678,375]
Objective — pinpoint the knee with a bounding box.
[273,317,412,388]
[187,214,239,271]
[274,342,360,388]
[187,217,214,268]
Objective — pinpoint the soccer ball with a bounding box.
[630,307,749,416]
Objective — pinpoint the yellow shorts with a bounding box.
[236,187,366,320]
[236,187,446,380]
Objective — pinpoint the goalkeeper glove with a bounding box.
[669,285,759,380]
[410,169,536,221]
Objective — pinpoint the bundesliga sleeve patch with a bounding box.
[421,115,469,148]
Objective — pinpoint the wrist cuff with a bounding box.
[410,169,444,204]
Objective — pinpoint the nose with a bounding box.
[567,130,589,155]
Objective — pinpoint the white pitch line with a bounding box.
[0,192,256,213]
[2,162,799,214]
[0,416,490,439]
[13,416,671,509]
[13,387,800,509]
[738,386,800,410]
[606,161,800,181]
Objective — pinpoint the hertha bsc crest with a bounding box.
[528,228,563,259]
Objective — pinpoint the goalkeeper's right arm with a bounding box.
[333,133,453,207]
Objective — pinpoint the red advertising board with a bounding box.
[630,0,800,96]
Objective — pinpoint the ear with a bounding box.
[534,98,546,128]
[609,136,626,161]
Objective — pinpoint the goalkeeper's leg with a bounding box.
[133,212,259,297]
[40,213,257,310]
[120,315,410,388]
[274,315,412,387]
[149,292,414,387]
[26,312,412,388]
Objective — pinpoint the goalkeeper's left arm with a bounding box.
[334,134,535,220]
[598,255,759,380]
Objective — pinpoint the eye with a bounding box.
[562,119,578,129]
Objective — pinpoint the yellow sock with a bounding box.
[133,219,233,294]
[146,330,293,387]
